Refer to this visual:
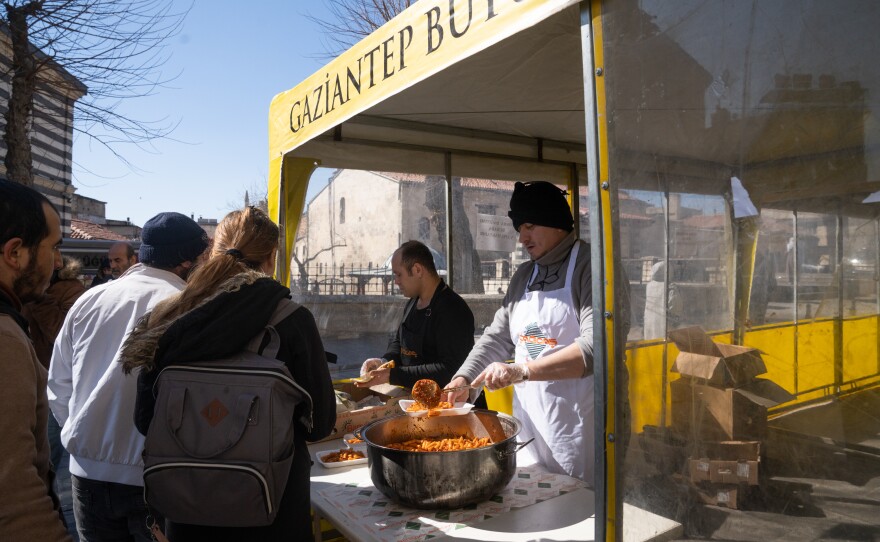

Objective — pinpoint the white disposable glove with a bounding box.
[360,358,384,376]
[473,362,529,391]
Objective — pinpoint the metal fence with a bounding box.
[290,262,512,296]
[290,262,392,295]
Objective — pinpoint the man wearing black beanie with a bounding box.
[447,181,601,485]
[49,212,209,541]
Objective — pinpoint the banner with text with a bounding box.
[476,213,517,252]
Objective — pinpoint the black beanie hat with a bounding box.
[138,212,210,267]
[508,181,574,232]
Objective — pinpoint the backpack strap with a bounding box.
[245,297,301,358]
[268,296,302,327]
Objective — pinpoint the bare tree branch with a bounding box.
[292,240,347,294]
[306,0,414,58]
[3,0,190,185]
[308,1,486,293]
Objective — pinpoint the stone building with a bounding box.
[294,170,517,293]
[0,27,86,235]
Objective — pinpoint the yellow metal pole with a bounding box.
[584,0,619,539]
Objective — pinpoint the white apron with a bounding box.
[509,243,594,485]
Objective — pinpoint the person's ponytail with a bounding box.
[145,207,279,327]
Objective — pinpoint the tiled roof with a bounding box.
[620,213,653,221]
[70,219,128,241]
[378,171,513,191]
[681,214,726,229]
[374,171,639,200]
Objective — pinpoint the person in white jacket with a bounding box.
[643,261,682,339]
[48,212,209,542]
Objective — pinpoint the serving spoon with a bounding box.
[411,380,481,408]
[440,383,482,395]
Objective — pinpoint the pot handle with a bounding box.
[353,427,365,441]
[497,438,534,459]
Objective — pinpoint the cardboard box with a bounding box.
[669,327,767,387]
[688,458,759,485]
[688,458,712,482]
[693,483,740,509]
[700,440,761,461]
[670,377,794,440]
[710,460,759,485]
[316,382,406,443]
[639,425,689,474]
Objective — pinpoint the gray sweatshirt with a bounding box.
[454,231,594,383]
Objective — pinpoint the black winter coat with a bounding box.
[130,276,335,542]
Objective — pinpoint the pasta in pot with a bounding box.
[386,436,492,452]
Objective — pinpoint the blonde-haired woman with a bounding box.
[121,206,335,541]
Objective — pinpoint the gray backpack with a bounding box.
[142,298,312,527]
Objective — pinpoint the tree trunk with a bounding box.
[3,3,41,186]
[425,176,484,294]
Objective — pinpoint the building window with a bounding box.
[339,198,346,224]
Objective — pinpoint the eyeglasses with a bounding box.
[527,263,563,291]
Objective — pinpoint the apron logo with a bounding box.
[519,322,557,360]
[402,347,418,358]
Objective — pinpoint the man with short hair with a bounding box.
[358,240,478,402]
[48,212,209,542]
[0,179,71,540]
[108,242,137,278]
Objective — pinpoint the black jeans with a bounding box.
[71,475,155,542]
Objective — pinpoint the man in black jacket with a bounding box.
[358,241,484,406]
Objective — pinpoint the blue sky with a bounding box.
[72,1,337,227]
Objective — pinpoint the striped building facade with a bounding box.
[0,26,86,236]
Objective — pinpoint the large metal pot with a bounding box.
[357,409,532,509]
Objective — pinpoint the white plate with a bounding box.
[343,433,368,452]
[315,449,368,469]
[399,400,474,417]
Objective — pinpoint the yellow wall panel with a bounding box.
[797,320,836,393]
[485,387,513,416]
[842,316,878,382]
[625,344,668,431]
[743,327,797,394]
[626,319,880,431]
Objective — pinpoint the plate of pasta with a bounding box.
[343,433,367,452]
[399,400,474,417]
[315,448,368,468]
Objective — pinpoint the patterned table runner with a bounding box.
[317,465,587,542]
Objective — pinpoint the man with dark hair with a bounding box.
[107,242,137,278]
[358,240,481,405]
[0,179,71,540]
[89,257,113,288]
[48,212,209,542]
[445,181,605,484]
